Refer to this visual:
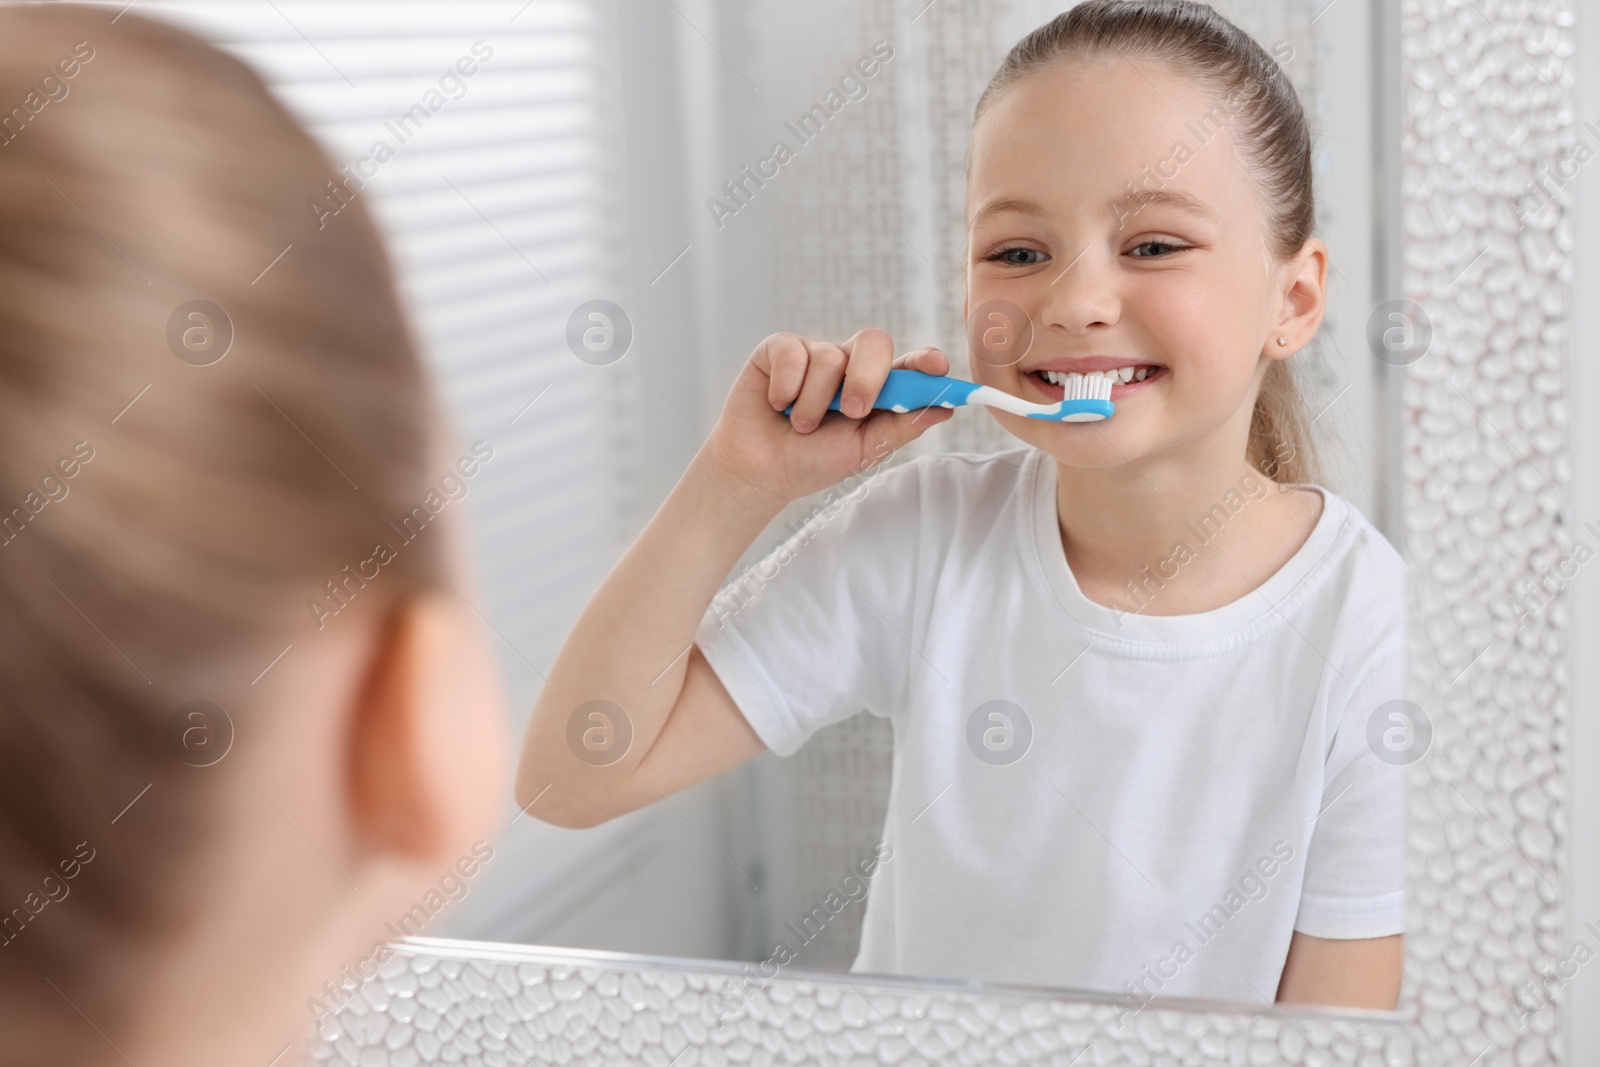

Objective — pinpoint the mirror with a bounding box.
[123,0,1573,1055]
[439,0,1409,1022]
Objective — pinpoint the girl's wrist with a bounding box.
[684,446,789,523]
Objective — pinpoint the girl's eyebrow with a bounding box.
[970,195,1045,228]
[1111,187,1219,222]
[972,189,1219,227]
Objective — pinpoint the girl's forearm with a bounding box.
[514,448,785,822]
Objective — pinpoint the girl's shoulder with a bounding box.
[869,444,1041,516]
[1287,481,1405,581]
[888,443,1039,487]
[788,445,1032,545]
[1285,482,1407,675]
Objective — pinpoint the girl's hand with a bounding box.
[698,328,955,507]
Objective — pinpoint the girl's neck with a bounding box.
[1052,454,1322,618]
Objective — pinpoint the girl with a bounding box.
[0,6,509,1064]
[516,0,1405,1010]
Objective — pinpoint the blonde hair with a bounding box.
[973,0,1324,486]
[0,5,448,1058]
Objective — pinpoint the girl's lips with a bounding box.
[1025,366,1168,402]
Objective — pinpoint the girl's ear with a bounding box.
[1268,236,1328,358]
[345,597,445,858]
[343,590,510,866]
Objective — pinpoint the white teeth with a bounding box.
[1032,369,1112,400]
[1038,366,1158,386]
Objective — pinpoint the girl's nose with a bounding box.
[1038,244,1121,336]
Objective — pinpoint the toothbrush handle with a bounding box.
[782,369,978,416]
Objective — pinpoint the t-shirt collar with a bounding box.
[1021,446,1346,654]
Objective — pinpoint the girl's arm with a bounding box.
[1275,931,1403,1009]
[513,330,955,829]
[512,451,782,828]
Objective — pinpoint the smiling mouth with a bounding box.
[1026,365,1167,399]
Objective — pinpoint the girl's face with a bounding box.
[965,58,1313,474]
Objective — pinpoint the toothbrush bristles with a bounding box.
[1062,376,1116,401]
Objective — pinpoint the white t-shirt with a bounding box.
[694,445,1406,1006]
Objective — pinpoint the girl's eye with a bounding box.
[985,246,1046,266]
[1128,239,1189,258]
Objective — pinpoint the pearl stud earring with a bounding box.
[1276,336,1288,346]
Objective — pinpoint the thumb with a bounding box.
[860,405,954,460]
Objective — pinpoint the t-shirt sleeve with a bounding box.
[1293,645,1408,938]
[693,456,926,757]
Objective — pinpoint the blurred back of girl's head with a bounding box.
[0,4,450,1056]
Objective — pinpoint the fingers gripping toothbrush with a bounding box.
[783,369,1115,422]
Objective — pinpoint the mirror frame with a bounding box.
[311,936,1412,1062]
[309,0,1573,1061]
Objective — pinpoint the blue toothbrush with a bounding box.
[783,368,1115,422]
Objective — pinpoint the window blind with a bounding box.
[110,0,656,940]
[128,0,631,713]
